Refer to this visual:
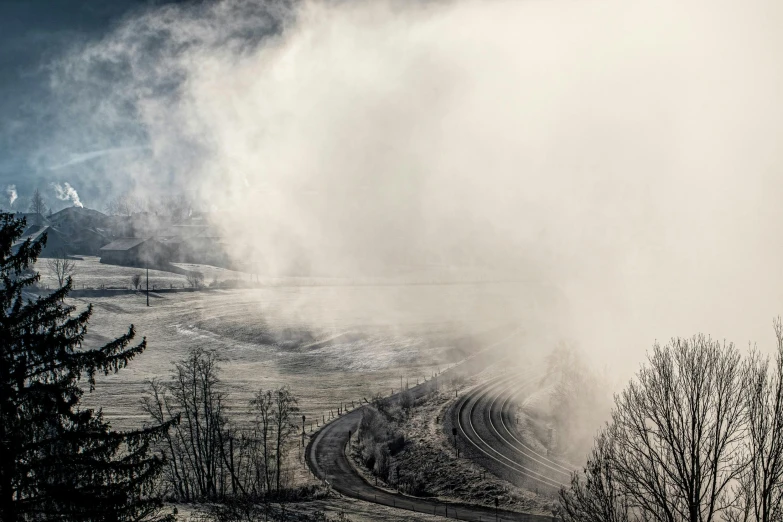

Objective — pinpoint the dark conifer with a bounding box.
[0,214,175,521]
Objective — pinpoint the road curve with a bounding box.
[305,327,557,521]
[450,374,574,495]
[306,400,555,521]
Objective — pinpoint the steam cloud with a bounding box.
[6,185,17,206]
[52,182,83,208]
[39,0,783,372]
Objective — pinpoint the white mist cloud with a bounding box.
[52,181,83,208]
[44,0,783,371]
[6,184,17,206]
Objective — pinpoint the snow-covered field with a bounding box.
[33,256,248,290]
[69,280,536,431]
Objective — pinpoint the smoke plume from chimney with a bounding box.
[5,185,17,207]
[52,182,83,208]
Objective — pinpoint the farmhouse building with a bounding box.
[99,213,229,268]
[48,207,109,255]
[99,238,170,267]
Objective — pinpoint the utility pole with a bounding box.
[146,264,149,307]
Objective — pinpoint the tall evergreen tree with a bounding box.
[0,213,175,522]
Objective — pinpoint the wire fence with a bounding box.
[304,362,463,434]
[340,484,529,521]
[303,328,556,522]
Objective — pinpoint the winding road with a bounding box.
[305,328,559,521]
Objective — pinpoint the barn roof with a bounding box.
[99,238,148,251]
[18,225,49,242]
[13,225,66,246]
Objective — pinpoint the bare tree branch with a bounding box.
[45,252,77,289]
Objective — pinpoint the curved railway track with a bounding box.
[306,327,557,521]
[451,373,573,494]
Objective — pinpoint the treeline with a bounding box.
[104,193,192,222]
[558,323,783,522]
[141,347,304,503]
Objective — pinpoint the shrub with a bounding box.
[388,433,406,455]
[186,270,205,288]
[399,389,413,411]
[374,445,390,478]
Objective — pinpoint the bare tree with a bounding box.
[103,198,120,216]
[273,387,299,492]
[105,196,130,216]
[142,347,232,502]
[250,390,275,494]
[104,194,147,217]
[450,372,466,397]
[164,194,191,223]
[131,273,142,290]
[45,252,77,288]
[560,327,783,522]
[143,349,305,502]
[187,271,205,289]
[730,319,783,522]
[28,188,47,224]
[558,428,629,522]
[610,336,747,522]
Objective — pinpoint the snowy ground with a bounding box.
[33,256,544,292]
[67,279,538,431]
[37,261,552,520]
[35,256,202,289]
[174,497,444,522]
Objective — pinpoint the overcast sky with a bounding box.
[0,1,188,199]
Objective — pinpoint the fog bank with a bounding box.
[41,0,783,371]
